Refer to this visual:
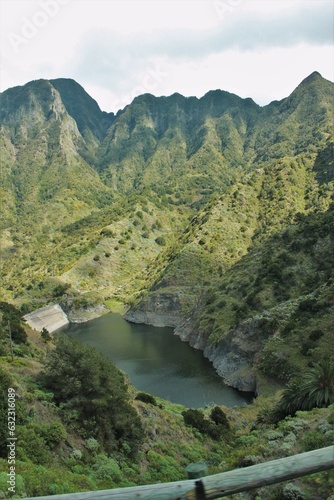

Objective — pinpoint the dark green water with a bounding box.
[61,313,253,408]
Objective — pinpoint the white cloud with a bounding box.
[0,0,333,111]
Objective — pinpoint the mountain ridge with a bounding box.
[0,71,333,394]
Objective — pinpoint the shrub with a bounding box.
[0,301,28,344]
[327,411,334,425]
[100,228,113,237]
[16,425,51,464]
[210,407,230,429]
[155,236,166,246]
[42,334,144,456]
[92,455,122,482]
[182,409,223,440]
[135,392,157,406]
[86,438,99,453]
[282,483,305,499]
[272,360,334,421]
[52,283,70,297]
[71,449,83,460]
[41,328,52,343]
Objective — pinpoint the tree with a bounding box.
[0,302,27,344]
[273,360,334,421]
[301,360,334,408]
[41,328,52,343]
[210,406,230,429]
[42,335,143,456]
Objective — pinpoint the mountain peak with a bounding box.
[300,71,323,85]
[49,78,114,141]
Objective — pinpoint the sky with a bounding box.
[0,0,333,112]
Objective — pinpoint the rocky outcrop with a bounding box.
[66,304,110,323]
[124,293,183,328]
[124,295,268,394]
[203,326,259,393]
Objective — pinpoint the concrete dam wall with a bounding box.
[23,304,69,333]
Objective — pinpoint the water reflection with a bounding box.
[61,313,253,408]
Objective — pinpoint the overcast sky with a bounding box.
[0,0,333,112]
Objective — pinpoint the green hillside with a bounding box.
[0,72,333,391]
[0,72,333,498]
[0,305,333,498]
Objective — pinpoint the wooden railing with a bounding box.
[24,446,334,500]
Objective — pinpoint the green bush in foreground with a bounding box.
[272,360,334,421]
[182,408,228,440]
[42,334,144,456]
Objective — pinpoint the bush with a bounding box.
[100,228,113,237]
[16,425,51,464]
[91,455,122,482]
[71,449,83,460]
[0,301,28,344]
[182,409,223,440]
[210,407,230,429]
[282,483,305,499]
[135,392,157,406]
[52,283,70,297]
[272,360,334,421]
[42,334,144,456]
[41,422,67,447]
[155,236,166,246]
[41,328,52,343]
[86,438,99,453]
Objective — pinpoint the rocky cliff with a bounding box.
[125,297,260,393]
[124,293,183,328]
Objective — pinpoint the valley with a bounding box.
[0,72,333,498]
[1,71,333,392]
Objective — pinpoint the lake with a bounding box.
[61,313,253,408]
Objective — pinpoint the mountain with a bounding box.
[0,79,114,231]
[0,72,333,393]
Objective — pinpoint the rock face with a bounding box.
[66,304,110,323]
[124,293,182,328]
[23,304,69,333]
[125,295,265,393]
[203,323,260,393]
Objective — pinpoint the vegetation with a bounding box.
[135,392,158,406]
[0,303,332,498]
[0,72,333,497]
[271,360,334,422]
[42,334,144,456]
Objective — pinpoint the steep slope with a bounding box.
[0,73,333,392]
[49,78,114,142]
[124,73,334,392]
[0,79,114,231]
[97,90,260,199]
